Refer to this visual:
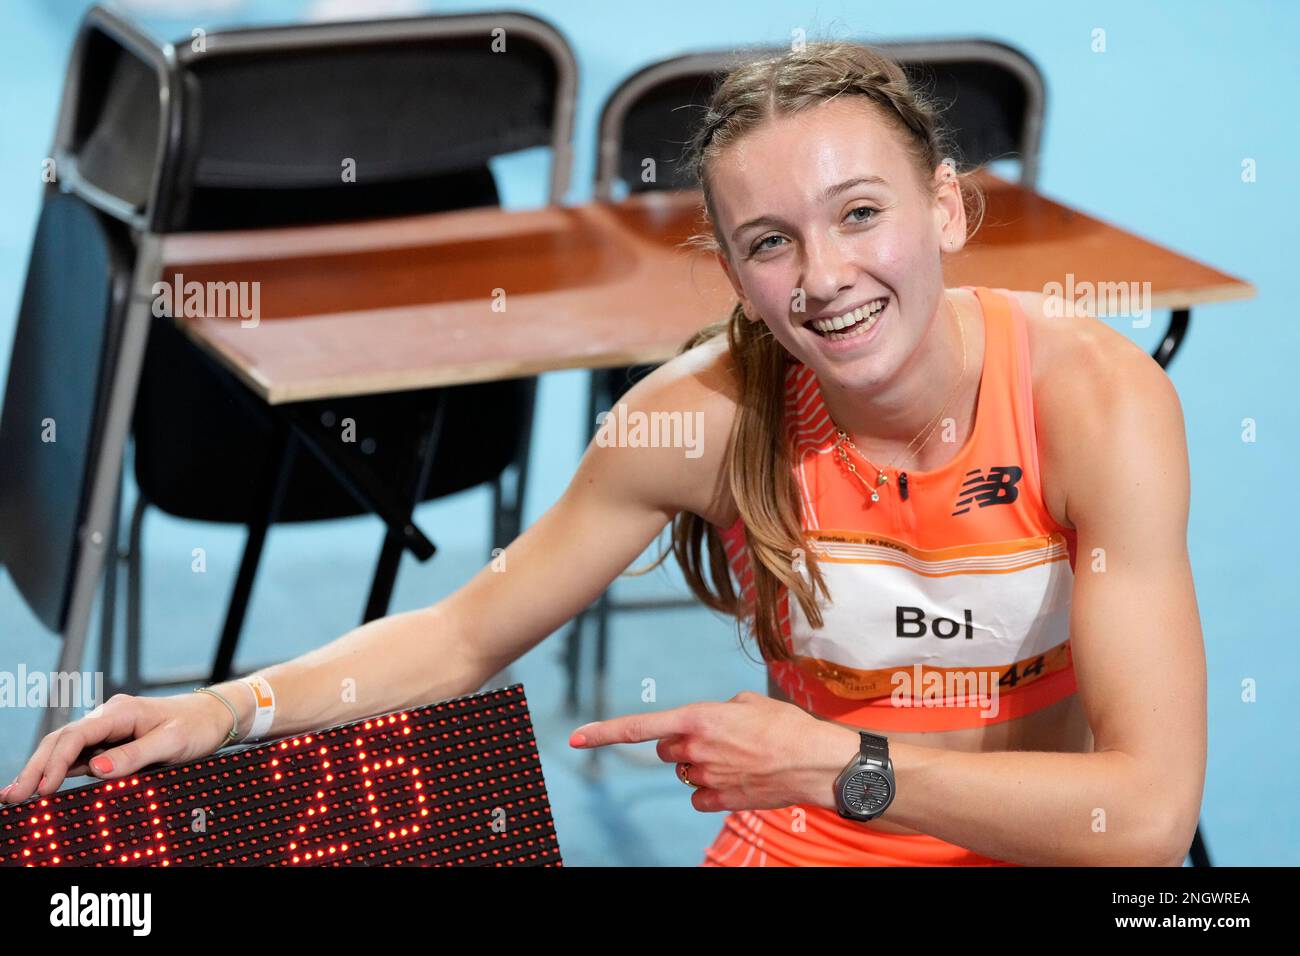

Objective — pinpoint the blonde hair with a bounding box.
[635,41,987,663]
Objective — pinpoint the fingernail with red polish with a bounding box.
[90,756,114,775]
[569,732,587,748]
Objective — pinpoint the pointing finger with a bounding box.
[570,707,696,748]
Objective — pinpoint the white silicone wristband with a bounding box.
[239,675,276,742]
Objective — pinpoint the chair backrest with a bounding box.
[75,10,569,521]
[595,38,1045,200]
[53,5,578,232]
[0,192,131,632]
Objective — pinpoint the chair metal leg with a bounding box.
[490,378,536,555]
[561,617,584,713]
[1152,308,1190,370]
[566,371,609,717]
[123,493,147,694]
[362,393,448,624]
[480,379,539,692]
[490,465,522,552]
[97,468,124,696]
[593,589,612,724]
[1189,824,1211,867]
[209,423,300,684]
[105,485,283,694]
[583,367,613,760]
[584,587,615,772]
[364,536,406,625]
[477,470,518,690]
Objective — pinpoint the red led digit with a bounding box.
[355,736,426,848]
[282,738,348,866]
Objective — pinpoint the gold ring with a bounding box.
[678,762,700,788]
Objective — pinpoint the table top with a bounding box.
[158,172,1254,405]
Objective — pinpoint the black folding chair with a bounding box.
[11,5,576,739]
[0,192,133,731]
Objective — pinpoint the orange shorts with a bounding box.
[701,806,1020,867]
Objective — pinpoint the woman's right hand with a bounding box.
[0,691,236,804]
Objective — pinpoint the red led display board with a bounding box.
[0,683,561,866]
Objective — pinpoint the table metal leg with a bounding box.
[281,405,437,563]
[1153,308,1190,370]
[175,335,439,563]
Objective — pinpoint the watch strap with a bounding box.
[859,730,889,766]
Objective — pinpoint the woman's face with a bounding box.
[708,97,965,392]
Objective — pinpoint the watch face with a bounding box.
[842,769,893,815]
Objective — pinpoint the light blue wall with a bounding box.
[0,0,1295,864]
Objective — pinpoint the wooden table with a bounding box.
[158,171,1254,405]
[158,195,734,404]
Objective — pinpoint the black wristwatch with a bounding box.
[834,731,896,822]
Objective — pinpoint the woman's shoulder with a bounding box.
[1006,288,1170,400]
[633,329,742,423]
[663,329,742,398]
[1005,288,1184,528]
[607,330,742,528]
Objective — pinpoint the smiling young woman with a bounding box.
[4,40,1205,871]
[595,40,1206,867]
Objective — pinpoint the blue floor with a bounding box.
[2,0,1299,865]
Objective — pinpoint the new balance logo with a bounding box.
[952,466,1022,515]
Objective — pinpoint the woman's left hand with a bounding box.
[569,690,853,812]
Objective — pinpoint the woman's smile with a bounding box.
[804,295,890,354]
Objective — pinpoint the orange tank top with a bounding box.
[716,285,1079,733]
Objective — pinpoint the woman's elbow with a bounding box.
[1133,802,1200,867]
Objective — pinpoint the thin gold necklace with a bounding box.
[830,294,968,503]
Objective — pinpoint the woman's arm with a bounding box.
[6,337,739,800]
[220,341,738,734]
[200,425,699,740]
